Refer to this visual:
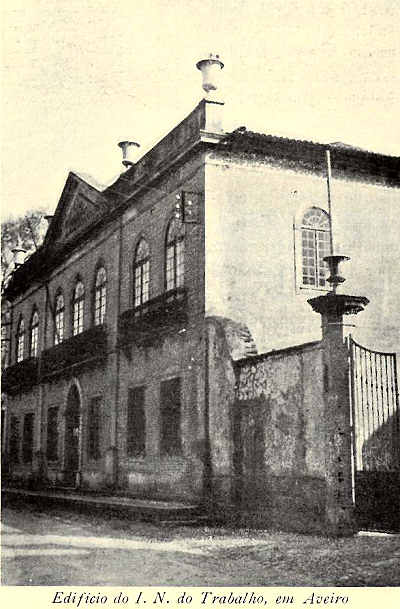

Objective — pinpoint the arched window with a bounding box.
[30,310,39,358]
[16,318,25,363]
[54,293,64,344]
[133,240,150,308]
[165,217,184,291]
[72,280,85,336]
[301,207,331,288]
[94,267,107,325]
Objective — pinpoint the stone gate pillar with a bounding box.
[308,255,369,536]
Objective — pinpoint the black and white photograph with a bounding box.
[1,0,399,597]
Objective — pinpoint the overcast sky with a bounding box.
[2,0,399,220]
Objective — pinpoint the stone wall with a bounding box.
[233,342,326,532]
[206,318,328,533]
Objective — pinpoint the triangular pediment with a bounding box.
[44,172,108,250]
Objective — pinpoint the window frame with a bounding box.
[127,386,146,458]
[30,309,39,358]
[72,279,85,336]
[94,267,107,326]
[46,406,59,462]
[165,217,185,292]
[133,239,150,309]
[160,377,182,457]
[54,292,65,345]
[16,317,25,363]
[294,206,332,292]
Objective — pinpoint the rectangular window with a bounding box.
[73,300,84,335]
[47,407,59,461]
[176,240,184,288]
[10,416,20,464]
[30,325,39,358]
[55,310,64,344]
[94,285,106,326]
[166,244,175,291]
[134,261,150,308]
[302,228,329,288]
[160,378,181,456]
[88,397,101,460]
[127,387,146,457]
[1,325,10,368]
[22,412,35,463]
[17,332,24,363]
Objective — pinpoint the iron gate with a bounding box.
[348,336,400,531]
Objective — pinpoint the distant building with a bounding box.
[2,56,399,530]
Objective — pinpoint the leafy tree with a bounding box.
[1,208,51,289]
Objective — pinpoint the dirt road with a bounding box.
[2,504,400,586]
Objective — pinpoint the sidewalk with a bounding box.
[2,486,204,523]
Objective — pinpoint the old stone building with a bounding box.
[2,56,399,534]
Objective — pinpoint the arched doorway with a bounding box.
[64,385,81,486]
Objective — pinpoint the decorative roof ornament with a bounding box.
[118,141,140,168]
[196,54,224,98]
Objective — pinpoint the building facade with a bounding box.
[2,60,399,531]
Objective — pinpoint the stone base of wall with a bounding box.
[213,474,327,534]
[118,456,204,502]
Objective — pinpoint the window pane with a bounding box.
[95,283,106,325]
[17,321,25,363]
[302,228,316,286]
[55,295,64,344]
[55,309,64,344]
[176,240,184,288]
[166,244,175,291]
[142,261,150,303]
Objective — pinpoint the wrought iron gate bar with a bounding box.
[348,335,399,473]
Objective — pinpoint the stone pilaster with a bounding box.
[308,291,369,536]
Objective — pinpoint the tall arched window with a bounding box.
[72,280,85,336]
[165,217,184,291]
[94,267,107,325]
[30,310,39,358]
[16,318,25,363]
[133,240,150,308]
[54,293,64,344]
[301,207,331,288]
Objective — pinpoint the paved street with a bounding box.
[2,504,400,586]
